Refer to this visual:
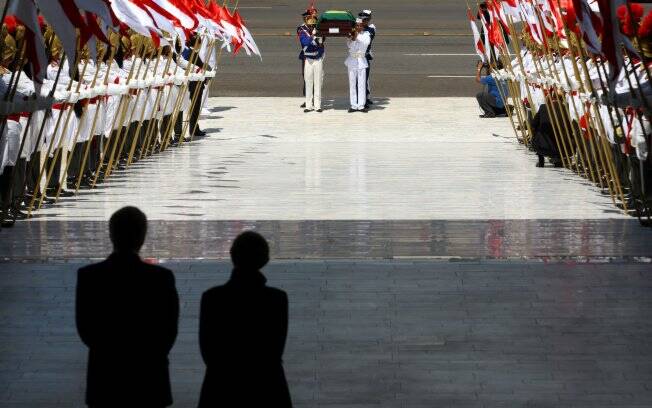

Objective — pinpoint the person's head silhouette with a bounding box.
[230,231,270,271]
[109,206,147,254]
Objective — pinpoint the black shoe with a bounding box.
[348,108,356,113]
[364,104,370,109]
[1,214,15,228]
[300,102,306,108]
[316,109,323,113]
[304,109,312,113]
[479,114,496,118]
[367,99,374,105]
[193,129,207,137]
[360,108,369,113]
[10,207,28,220]
[59,190,75,198]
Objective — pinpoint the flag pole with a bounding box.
[26,51,76,217]
[154,44,183,154]
[526,36,574,171]
[161,33,203,150]
[8,35,65,221]
[36,45,91,211]
[105,39,150,178]
[188,37,218,143]
[91,37,145,187]
[76,41,117,193]
[140,42,173,160]
[474,1,521,142]
[188,0,235,142]
[552,12,615,200]
[178,33,210,147]
[126,45,162,166]
[54,46,106,202]
[531,5,586,175]
[506,17,540,147]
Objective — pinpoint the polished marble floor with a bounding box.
[25,97,626,221]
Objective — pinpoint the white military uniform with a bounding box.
[345,30,371,110]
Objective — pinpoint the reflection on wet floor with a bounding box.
[2,219,651,260]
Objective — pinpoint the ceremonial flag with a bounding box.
[76,0,114,29]
[211,3,244,53]
[131,0,182,43]
[501,0,522,22]
[468,8,486,62]
[166,0,199,30]
[233,11,262,59]
[7,0,47,87]
[35,0,87,69]
[571,0,602,54]
[520,0,544,45]
[479,7,493,61]
[489,0,510,36]
[596,0,640,87]
[151,0,195,30]
[110,0,164,46]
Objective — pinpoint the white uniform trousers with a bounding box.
[348,68,366,110]
[304,57,324,110]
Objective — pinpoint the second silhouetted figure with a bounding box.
[198,231,292,407]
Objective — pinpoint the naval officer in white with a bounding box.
[345,18,371,113]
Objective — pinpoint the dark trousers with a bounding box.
[27,151,40,193]
[48,150,62,190]
[188,81,205,134]
[365,60,371,98]
[0,165,13,211]
[68,142,84,181]
[476,91,505,117]
[161,114,183,141]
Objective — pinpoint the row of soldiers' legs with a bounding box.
[521,102,652,219]
[0,112,186,224]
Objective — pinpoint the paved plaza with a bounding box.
[1,97,651,407]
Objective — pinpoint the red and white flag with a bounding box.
[571,0,602,54]
[110,0,164,46]
[35,0,87,70]
[233,10,261,59]
[501,0,522,22]
[520,0,544,45]
[7,0,47,87]
[468,8,486,62]
[596,0,640,87]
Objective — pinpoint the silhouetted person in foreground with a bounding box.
[76,206,179,407]
[198,231,292,407]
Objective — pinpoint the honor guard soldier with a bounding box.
[346,18,371,113]
[359,10,375,107]
[300,16,325,113]
[297,7,318,108]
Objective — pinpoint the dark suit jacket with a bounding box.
[76,252,179,407]
[198,270,292,407]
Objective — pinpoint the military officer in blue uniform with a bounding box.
[297,7,318,108]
